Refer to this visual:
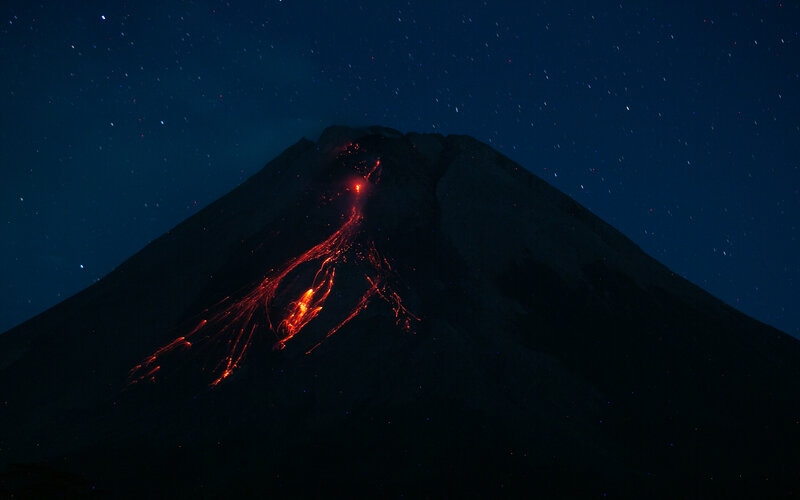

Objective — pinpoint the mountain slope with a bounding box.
[1,125,799,497]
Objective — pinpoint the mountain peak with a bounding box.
[1,126,799,497]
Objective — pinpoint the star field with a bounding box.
[1,1,798,337]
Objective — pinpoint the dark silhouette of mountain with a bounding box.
[1,125,799,498]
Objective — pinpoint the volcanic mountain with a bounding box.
[1,126,799,497]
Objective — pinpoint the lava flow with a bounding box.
[129,143,419,387]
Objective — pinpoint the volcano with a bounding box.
[1,126,799,497]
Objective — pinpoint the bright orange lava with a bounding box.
[129,144,419,387]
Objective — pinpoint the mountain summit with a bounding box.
[2,125,799,497]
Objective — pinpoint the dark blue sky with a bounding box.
[1,1,798,338]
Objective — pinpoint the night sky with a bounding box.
[1,1,798,338]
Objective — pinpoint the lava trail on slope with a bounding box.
[129,142,419,387]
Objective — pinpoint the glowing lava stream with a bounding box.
[129,150,419,387]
